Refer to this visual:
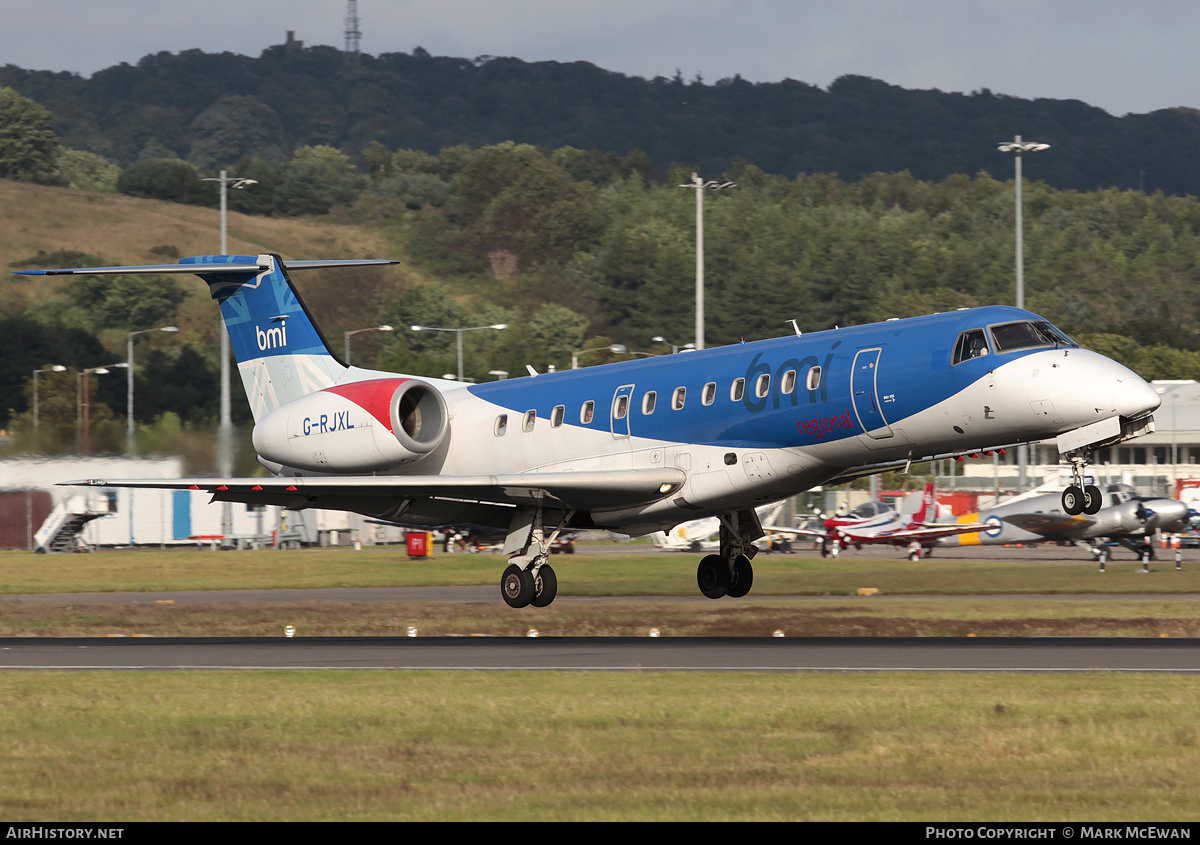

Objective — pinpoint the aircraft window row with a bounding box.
[500,365,827,435]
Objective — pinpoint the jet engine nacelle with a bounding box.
[252,378,449,473]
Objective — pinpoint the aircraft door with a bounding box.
[611,384,635,439]
[851,348,893,439]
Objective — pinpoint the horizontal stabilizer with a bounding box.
[14,258,397,277]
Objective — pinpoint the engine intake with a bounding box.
[390,379,447,454]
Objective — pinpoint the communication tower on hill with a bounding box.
[344,0,362,65]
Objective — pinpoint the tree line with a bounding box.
[4,42,1200,195]
[5,78,1200,460]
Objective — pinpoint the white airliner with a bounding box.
[18,253,1161,607]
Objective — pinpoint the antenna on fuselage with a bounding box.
[526,364,538,378]
[787,319,802,337]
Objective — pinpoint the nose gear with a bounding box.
[1061,450,1102,515]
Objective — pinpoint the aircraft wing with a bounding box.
[65,469,686,520]
[836,522,990,544]
[762,524,826,539]
[999,513,1096,540]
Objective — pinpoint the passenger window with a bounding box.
[806,367,822,391]
[643,391,656,415]
[672,387,686,410]
[730,378,745,401]
[755,373,770,399]
[614,395,629,420]
[495,414,508,436]
[581,401,595,424]
[781,370,797,394]
[703,382,716,405]
[952,329,991,365]
[551,405,565,427]
[523,410,537,432]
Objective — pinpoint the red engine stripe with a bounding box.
[322,378,409,432]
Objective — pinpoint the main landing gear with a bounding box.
[501,561,557,608]
[1061,450,1102,516]
[695,509,764,600]
[499,505,566,609]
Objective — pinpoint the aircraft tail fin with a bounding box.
[913,481,938,524]
[15,253,398,422]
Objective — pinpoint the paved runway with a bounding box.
[2,636,1198,672]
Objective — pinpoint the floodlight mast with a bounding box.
[997,136,1050,310]
[679,173,736,351]
[998,135,1049,492]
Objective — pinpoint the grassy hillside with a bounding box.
[0,179,421,337]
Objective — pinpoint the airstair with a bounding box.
[33,493,114,553]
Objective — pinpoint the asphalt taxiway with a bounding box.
[1,636,1198,672]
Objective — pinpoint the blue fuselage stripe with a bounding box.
[467,306,1048,449]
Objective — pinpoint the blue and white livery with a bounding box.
[18,253,1162,607]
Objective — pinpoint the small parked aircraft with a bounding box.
[774,482,989,560]
[933,482,1190,560]
[19,253,1161,606]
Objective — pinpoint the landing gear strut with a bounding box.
[499,505,567,608]
[695,509,763,600]
[1061,450,1102,516]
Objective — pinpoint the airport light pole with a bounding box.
[201,171,257,463]
[78,363,128,453]
[998,135,1049,491]
[344,325,393,365]
[32,365,66,433]
[126,326,178,452]
[571,344,626,369]
[650,336,695,354]
[201,170,256,540]
[997,136,1049,311]
[411,324,508,382]
[679,173,735,351]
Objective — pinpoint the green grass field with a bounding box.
[3,545,1198,596]
[3,546,1198,820]
[2,672,1197,821]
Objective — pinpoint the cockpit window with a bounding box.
[952,329,991,365]
[848,501,887,519]
[989,320,1077,353]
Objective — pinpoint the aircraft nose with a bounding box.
[1113,375,1160,420]
[1155,500,1190,532]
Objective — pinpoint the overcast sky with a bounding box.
[2,0,1197,117]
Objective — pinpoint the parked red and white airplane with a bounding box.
[18,253,1161,607]
[777,482,989,560]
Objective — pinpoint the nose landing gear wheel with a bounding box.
[1083,484,1102,515]
[697,554,730,599]
[1062,485,1084,515]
